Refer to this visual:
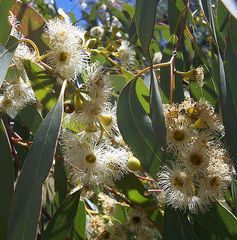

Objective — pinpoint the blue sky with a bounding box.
[56,0,82,18]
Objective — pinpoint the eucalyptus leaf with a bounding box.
[135,0,159,59]
[193,202,237,239]
[0,36,18,87]
[24,61,59,112]
[164,207,199,240]
[42,190,81,240]
[0,0,13,45]
[117,78,165,177]
[0,120,13,240]
[7,81,66,240]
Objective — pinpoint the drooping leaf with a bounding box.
[0,36,18,87]
[24,61,59,112]
[11,1,48,53]
[54,157,68,207]
[220,0,237,19]
[7,81,66,240]
[17,104,43,135]
[117,78,165,177]
[207,0,237,167]
[168,0,185,34]
[0,120,13,240]
[193,202,237,239]
[150,71,166,147]
[164,207,199,240]
[135,0,159,58]
[116,173,153,206]
[42,190,81,240]
[225,17,237,115]
[73,200,86,239]
[0,0,13,45]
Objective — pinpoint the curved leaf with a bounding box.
[150,71,166,147]
[135,0,159,58]
[116,173,153,206]
[11,1,48,53]
[42,190,80,240]
[164,207,199,240]
[0,36,18,87]
[0,120,13,240]
[7,81,66,240]
[72,200,86,239]
[24,61,59,112]
[17,104,43,135]
[117,78,165,177]
[0,0,13,45]
[193,202,237,239]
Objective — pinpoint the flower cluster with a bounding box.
[158,98,232,213]
[0,17,36,118]
[88,207,158,240]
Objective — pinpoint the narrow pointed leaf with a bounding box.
[17,104,43,135]
[135,0,159,58]
[73,200,86,239]
[8,81,66,240]
[193,202,237,239]
[116,173,153,206]
[164,207,199,240]
[0,0,14,45]
[24,61,59,112]
[0,120,13,240]
[42,190,80,240]
[11,1,48,53]
[117,78,164,177]
[0,36,18,87]
[150,71,166,147]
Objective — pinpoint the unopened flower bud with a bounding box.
[87,38,97,49]
[106,43,116,52]
[73,94,84,112]
[128,155,141,171]
[100,114,112,126]
[64,100,75,113]
[84,31,91,42]
[176,66,204,87]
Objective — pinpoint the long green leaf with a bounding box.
[116,173,153,206]
[17,104,43,135]
[164,207,199,240]
[0,36,18,87]
[150,71,166,147]
[117,78,164,177]
[41,190,80,240]
[73,200,86,239]
[0,0,13,45]
[24,61,59,112]
[193,202,237,239]
[0,120,13,240]
[207,0,237,167]
[7,81,66,240]
[11,1,48,53]
[135,0,159,58]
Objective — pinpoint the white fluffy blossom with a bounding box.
[116,40,136,68]
[0,79,35,118]
[61,130,128,188]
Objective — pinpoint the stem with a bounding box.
[20,38,40,58]
[170,57,175,104]
[173,0,190,52]
[133,57,174,80]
